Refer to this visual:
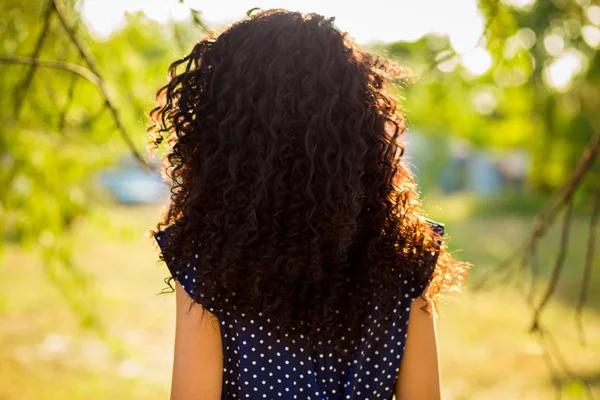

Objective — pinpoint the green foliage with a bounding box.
[377,0,600,191]
[0,0,201,323]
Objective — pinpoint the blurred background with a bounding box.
[1,0,599,398]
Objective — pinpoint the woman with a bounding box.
[149,9,467,399]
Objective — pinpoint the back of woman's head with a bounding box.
[149,9,465,344]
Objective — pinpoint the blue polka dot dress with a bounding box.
[155,219,444,399]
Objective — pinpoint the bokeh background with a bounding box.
[1,0,600,398]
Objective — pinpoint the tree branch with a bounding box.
[59,73,78,131]
[13,0,55,117]
[2,56,102,85]
[52,0,103,79]
[2,56,149,169]
[575,183,600,345]
[530,199,573,332]
[51,0,148,169]
[529,130,600,248]
[476,129,600,289]
[534,327,595,399]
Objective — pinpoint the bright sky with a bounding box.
[82,0,594,89]
[81,0,485,51]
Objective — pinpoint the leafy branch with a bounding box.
[12,0,54,116]
[528,129,600,332]
[6,0,148,169]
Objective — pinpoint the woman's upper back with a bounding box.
[156,220,444,399]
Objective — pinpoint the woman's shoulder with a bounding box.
[153,223,220,314]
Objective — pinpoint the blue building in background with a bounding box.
[100,156,169,204]
[403,129,528,196]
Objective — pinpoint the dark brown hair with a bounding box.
[148,9,467,343]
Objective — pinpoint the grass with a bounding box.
[427,193,600,399]
[0,196,599,399]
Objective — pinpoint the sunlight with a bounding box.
[81,0,484,46]
[515,28,536,49]
[80,0,190,37]
[586,5,600,26]
[543,33,565,56]
[503,36,520,59]
[436,51,459,73]
[461,47,492,75]
[503,28,536,59]
[544,49,586,91]
[501,0,537,10]
[582,25,600,48]
[471,86,497,115]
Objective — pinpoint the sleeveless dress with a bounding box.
[155,219,444,400]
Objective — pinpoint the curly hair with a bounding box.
[148,9,467,345]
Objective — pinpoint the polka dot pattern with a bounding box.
[155,220,444,399]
